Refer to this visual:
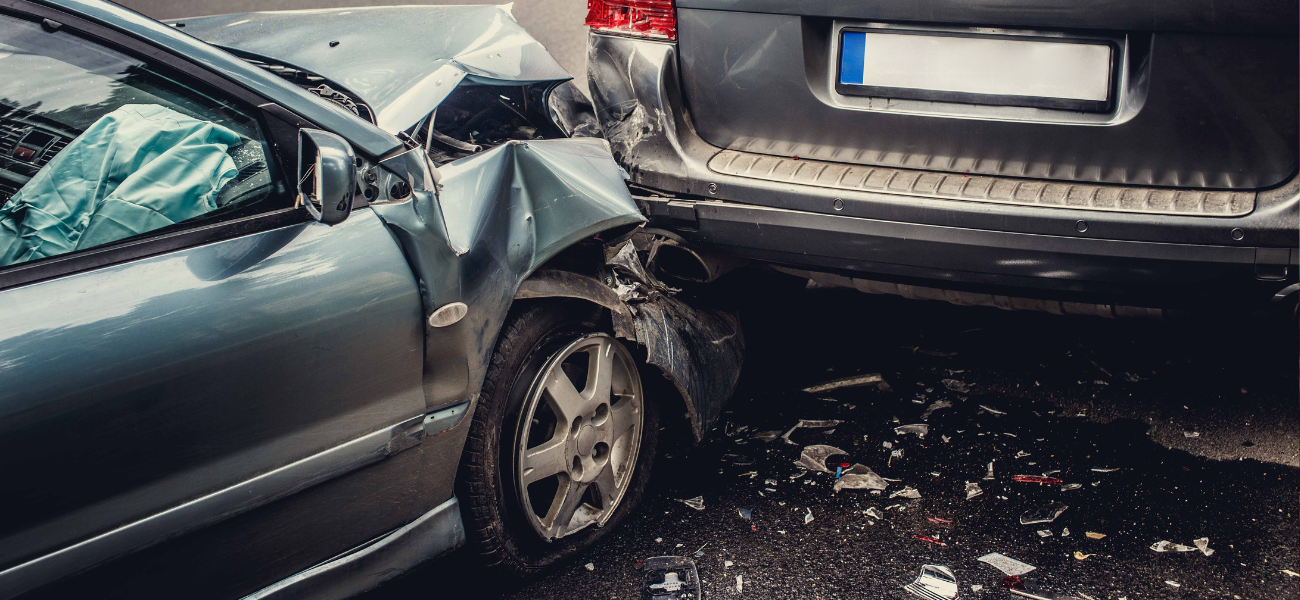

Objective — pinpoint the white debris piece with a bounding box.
[1150,540,1197,553]
[978,552,1037,576]
[1062,528,1070,537]
[895,424,929,438]
[802,373,884,393]
[794,444,847,473]
[804,508,814,524]
[584,562,595,571]
[1014,450,1031,458]
[1183,431,1200,438]
[965,482,984,500]
[903,565,958,600]
[890,486,922,499]
[1061,483,1083,491]
[984,460,996,480]
[780,419,843,444]
[1091,467,1119,473]
[1166,581,1181,588]
[679,496,705,511]
[1194,537,1215,556]
[921,400,953,420]
[735,575,744,593]
[865,507,884,520]
[1037,530,1053,537]
[978,404,1006,415]
[833,464,889,493]
[942,379,971,393]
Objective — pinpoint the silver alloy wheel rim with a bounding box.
[515,333,644,541]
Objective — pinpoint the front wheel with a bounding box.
[457,301,659,578]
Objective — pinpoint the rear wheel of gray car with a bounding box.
[458,301,659,578]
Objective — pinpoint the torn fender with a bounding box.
[175,5,572,134]
[517,247,745,442]
[368,137,645,411]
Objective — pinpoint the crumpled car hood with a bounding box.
[172,4,572,134]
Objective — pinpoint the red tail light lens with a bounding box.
[585,0,676,40]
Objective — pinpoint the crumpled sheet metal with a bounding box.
[369,138,645,410]
[175,4,572,134]
[0,104,238,267]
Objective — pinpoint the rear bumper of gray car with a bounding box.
[588,32,1299,311]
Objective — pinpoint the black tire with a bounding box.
[457,300,660,578]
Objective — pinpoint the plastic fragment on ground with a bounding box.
[1085,531,1106,539]
[735,575,743,593]
[979,553,1037,576]
[643,556,702,600]
[1061,483,1083,491]
[584,562,595,571]
[803,508,814,524]
[913,535,948,546]
[1062,528,1070,537]
[1014,451,1031,458]
[1165,581,1180,588]
[941,435,951,443]
[1013,475,1064,485]
[903,564,958,600]
[1037,530,1053,537]
[979,404,1006,415]
[1194,537,1215,556]
[833,464,889,493]
[794,444,848,473]
[802,373,884,393]
[679,496,705,511]
[1074,551,1094,560]
[1090,467,1119,473]
[984,461,996,480]
[764,478,778,486]
[738,508,752,520]
[866,507,884,519]
[895,424,930,438]
[1280,569,1300,577]
[1150,540,1196,553]
[942,379,971,393]
[971,585,984,592]
[1020,502,1068,525]
[1183,431,1200,438]
[928,517,954,525]
[921,400,953,420]
[780,419,843,444]
[724,560,733,568]
[965,482,984,500]
[890,486,922,499]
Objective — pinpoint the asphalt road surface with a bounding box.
[366,284,1299,600]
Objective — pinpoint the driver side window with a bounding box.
[0,13,284,269]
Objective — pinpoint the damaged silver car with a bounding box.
[0,2,741,598]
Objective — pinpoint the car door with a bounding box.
[0,8,426,596]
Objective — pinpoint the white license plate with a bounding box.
[838,30,1114,111]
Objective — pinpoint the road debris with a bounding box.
[1183,431,1200,438]
[1090,467,1119,473]
[913,535,948,546]
[921,400,952,420]
[780,419,842,444]
[928,517,954,525]
[751,430,782,442]
[965,482,984,500]
[794,444,847,472]
[1150,540,1197,553]
[582,562,594,572]
[979,404,1006,415]
[643,556,702,600]
[895,424,930,438]
[803,507,815,524]
[1062,528,1070,537]
[1037,530,1053,537]
[1194,537,1215,556]
[890,486,922,499]
[1012,475,1064,485]
[1281,569,1300,577]
[978,552,1037,576]
[1014,451,1031,458]
[984,461,996,480]
[735,574,743,593]
[737,508,752,520]
[1061,483,1083,491]
[833,464,889,492]
[679,496,705,511]
[1074,551,1095,560]
[903,564,959,600]
[1085,532,1106,539]
[802,373,884,393]
[1020,502,1069,525]
[866,507,884,519]
[1165,580,1181,588]
[942,379,971,393]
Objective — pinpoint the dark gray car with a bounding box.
[586,0,1298,317]
[0,2,741,598]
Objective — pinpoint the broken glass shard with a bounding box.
[1020,502,1068,525]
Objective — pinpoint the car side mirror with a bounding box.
[297,129,356,225]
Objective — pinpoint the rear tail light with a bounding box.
[585,0,676,41]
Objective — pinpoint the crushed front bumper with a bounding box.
[587,32,1299,311]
